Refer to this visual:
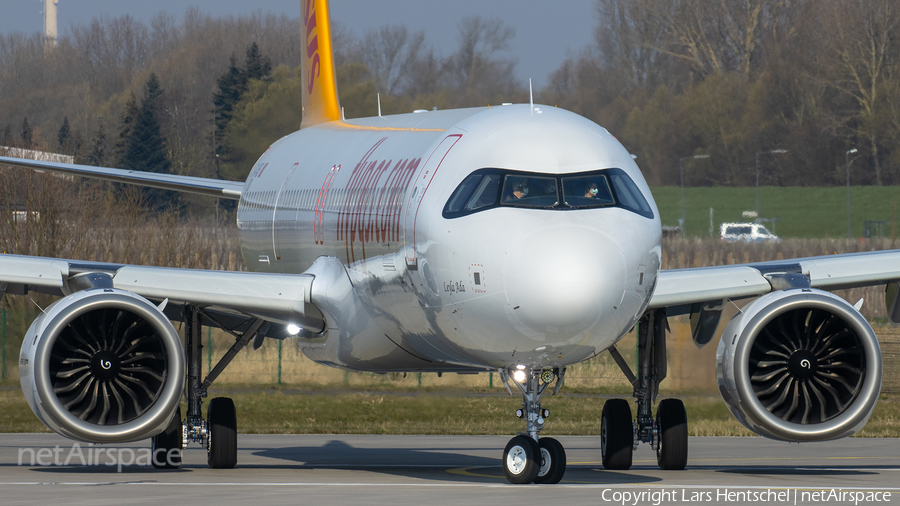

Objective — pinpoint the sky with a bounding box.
[0,0,598,88]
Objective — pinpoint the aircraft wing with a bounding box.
[649,249,900,309]
[0,253,321,332]
[0,156,243,200]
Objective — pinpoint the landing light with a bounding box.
[540,370,555,384]
[513,370,526,383]
[287,324,301,336]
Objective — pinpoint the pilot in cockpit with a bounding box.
[507,183,526,200]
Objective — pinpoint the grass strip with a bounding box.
[2,387,898,437]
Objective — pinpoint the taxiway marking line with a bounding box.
[446,465,900,481]
[569,455,897,465]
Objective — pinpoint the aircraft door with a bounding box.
[273,162,300,262]
[403,134,462,268]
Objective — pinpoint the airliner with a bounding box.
[1,0,899,485]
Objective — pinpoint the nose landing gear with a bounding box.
[500,367,567,484]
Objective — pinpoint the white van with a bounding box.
[720,222,780,243]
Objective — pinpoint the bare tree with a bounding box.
[361,25,427,95]
[444,16,518,102]
[595,0,674,91]
[649,0,790,78]
[69,15,150,96]
[822,0,900,185]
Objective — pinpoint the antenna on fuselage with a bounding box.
[377,93,382,118]
[529,78,534,116]
[342,107,345,121]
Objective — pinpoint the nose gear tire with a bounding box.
[503,435,540,484]
[534,437,566,484]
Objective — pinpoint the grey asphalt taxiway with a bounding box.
[0,434,897,505]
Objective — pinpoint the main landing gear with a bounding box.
[605,308,688,471]
[500,367,567,484]
[151,305,266,469]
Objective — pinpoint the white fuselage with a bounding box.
[236,105,662,372]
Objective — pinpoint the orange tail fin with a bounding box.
[300,0,341,128]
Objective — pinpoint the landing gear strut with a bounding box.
[151,305,265,469]
[500,367,567,484]
[606,308,688,470]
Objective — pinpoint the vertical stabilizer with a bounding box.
[300,0,341,129]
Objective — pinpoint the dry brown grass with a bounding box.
[0,168,243,270]
[2,387,894,436]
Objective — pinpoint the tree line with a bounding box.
[1,0,898,217]
[544,0,900,187]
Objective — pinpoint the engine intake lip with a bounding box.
[734,291,882,442]
[32,290,184,443]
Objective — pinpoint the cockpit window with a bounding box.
[464,173,501,210]
[445,173,482,213]
[502,175,558,208]
[442,168,654,219]
[608,171,653,218]
[562,175,614,208]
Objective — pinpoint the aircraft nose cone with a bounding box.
[503,226,625,334]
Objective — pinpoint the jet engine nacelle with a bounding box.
[716,288,881,442]
[19,288,184,443]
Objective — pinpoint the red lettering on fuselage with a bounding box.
[331,145,422,263]
[338,139,385,261]
[314,164,340,244]
[375,159,406,242]
[361,160,389,243]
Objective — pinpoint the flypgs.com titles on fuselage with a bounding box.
[1,0,900,486]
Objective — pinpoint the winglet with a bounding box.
[300,0,341,129]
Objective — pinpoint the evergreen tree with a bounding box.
[21,118,33,147]
[71,131,84,162]
[88,118,107,167]
[0,125,11,146]
[213,54,244,155]
[144,72,163,105]
[244,42,272,81]
[115,93,140,166]
[58,116,71,152]
[213,43,273,158]
[121,73,174,210]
